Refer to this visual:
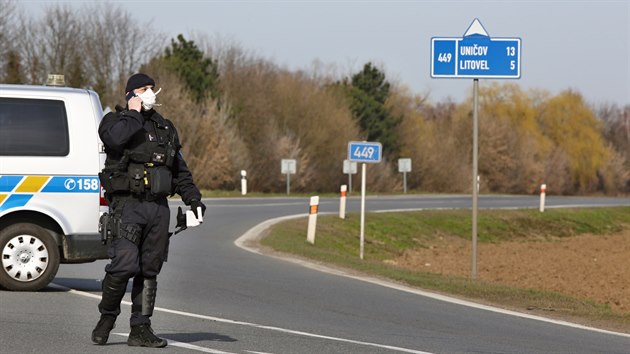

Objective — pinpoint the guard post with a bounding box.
[306,196,319,244]
[339,184,347,219]
[240,170,247,195]
[539,184,547,212]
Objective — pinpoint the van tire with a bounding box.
[0,223,60,291]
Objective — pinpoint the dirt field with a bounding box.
[395,230,630,314]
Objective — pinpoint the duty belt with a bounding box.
[109,191,160,203]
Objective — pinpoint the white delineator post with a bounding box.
[539,184,546,212]
[339,185,347,219]
[240,170,247,195]
[306,196,319,244]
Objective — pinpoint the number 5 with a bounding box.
[510,60,515,70]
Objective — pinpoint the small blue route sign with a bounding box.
[348,141,382,163]
[431,19,521,79]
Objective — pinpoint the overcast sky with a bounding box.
[19,0,630,106]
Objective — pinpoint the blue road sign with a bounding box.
[348,141,382,163]
[431,19,521,79]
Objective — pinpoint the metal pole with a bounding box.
[359,163,366,260]
[403,172,407,194]
[348,173,352,193]
[286,173,290,195]
[471,79,479,280]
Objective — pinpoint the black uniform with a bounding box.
[97,106,201,326]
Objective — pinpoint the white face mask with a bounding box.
[138,88,162,110]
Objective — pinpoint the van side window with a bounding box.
[0,98,69,156]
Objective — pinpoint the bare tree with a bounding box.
[597,103,630,164]
[15,13,45,84]
[81,2,166,106]
[0,0,18,70]
[41,5,82,75]
[15,4,84,85]
[16,4,84,84]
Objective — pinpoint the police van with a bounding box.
[0,76,108,291]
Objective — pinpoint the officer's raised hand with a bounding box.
[190,199,206,219]
[128,95,142,112]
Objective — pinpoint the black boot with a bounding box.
[91,274,128,345]
[127,324,168,348]
[91,315,116,345]
[128,277,166,347]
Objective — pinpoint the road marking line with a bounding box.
[171,200,306,208]
[234,212,630,339]
[52,283,432,354]
[208,202,306,208]
[112,332,236,354]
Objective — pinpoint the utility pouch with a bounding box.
[98,213,110,245]
[148,166,172,197]
[119,223,142,246]
[128,163,145,194]
[99,170,130,194]
[164,145,177,168]
[128,150,152,164]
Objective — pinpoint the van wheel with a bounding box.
[0,223,60,291]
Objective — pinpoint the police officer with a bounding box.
[92,73,206,348]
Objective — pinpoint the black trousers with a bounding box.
[101,197,171,325]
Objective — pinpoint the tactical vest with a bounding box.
[125,113,177,167]
[99,110,179,200]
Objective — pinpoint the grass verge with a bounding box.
[261,207,630,333]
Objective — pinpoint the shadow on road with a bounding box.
[51,277,126,292]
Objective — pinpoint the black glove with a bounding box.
[176,207,186,228]
[190,199,206,219]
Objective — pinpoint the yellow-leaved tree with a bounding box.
[537,90,609,193]
[477,83,547,193]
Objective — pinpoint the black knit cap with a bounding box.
[125,73,155,93]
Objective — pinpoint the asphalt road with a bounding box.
[2,194,630,353]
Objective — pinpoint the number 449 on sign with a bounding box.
[348,141,382,163]
[437,52,452,63]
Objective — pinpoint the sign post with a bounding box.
[431,19,521,280]
[348,141,382,260]
[280,159,296,195]
[343,159,358,193]
[471,80,479,279]
[398,158,412,193]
